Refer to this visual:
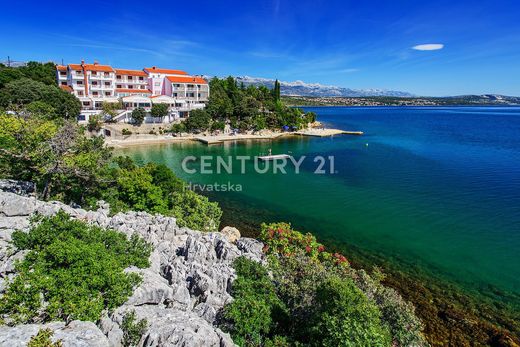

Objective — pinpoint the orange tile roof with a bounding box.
[166,76,208,84]
[68,64,83,71]
[144,67,188,75]
[115,69,148,77]
[59,85,73,92]
[56,65,67,72]
[84,64,114,73]
[115,88,152,94]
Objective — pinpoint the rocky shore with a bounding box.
[0,181,264,346]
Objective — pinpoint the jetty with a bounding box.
[294,128,364,137]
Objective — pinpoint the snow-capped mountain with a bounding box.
[233,76,415,97]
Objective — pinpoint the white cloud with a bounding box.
[412,44,444,51]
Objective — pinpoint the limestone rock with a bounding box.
[220,226,241,243]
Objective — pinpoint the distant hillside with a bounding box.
[233,76,415,97]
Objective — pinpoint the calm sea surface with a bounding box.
[118,106,520,305]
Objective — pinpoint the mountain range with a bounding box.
[233,76,415,97]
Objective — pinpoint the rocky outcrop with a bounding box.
[0,180,36,197]
[0,190,264,346]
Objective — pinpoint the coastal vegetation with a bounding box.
[219,222,427,347]
[175,77,316,133]
[0,212,151,324]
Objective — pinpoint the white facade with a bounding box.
[55,61,209,124]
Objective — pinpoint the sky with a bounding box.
[1,0,520,96]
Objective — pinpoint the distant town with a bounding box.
[282,94,520,107]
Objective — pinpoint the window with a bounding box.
[93,91,99,96]
[82,101,90,106]
[117,84,122,88]
[116,75,121,79]
[154,82,160,86]
[77,115,86,121]
[105,92,111,96]
[173,93,178,97]
[141,85,146,89]
[104,72,109,77]
[78,91,83,96]
[128,85,133,89]
[77,81,83,85]
[104,82,110,86]
[139,77,144,81]
[61,81,67,86]
[91,71,97,75]
[60,71,66,76]
[76,70,82,74]
[128,76,133,80]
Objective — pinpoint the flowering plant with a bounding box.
[260,222,349,267]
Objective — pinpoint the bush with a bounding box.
[122,310,148,347]
[122,128,132,136]
[28,328,62,347]
[150,103,168,118]
[104,160,222,231]
[170,122,186,135]
[87,114,102,132]
[310,276,392,347]
[222,257,288,347]
[0,212,151,324]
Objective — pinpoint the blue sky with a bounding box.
[1,0,520,96]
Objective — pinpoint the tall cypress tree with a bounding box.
[273,79,281,101]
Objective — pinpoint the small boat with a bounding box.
[257,154,291,161]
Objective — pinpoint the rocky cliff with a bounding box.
[0,182,264,346]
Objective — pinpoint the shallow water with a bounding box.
[118,106,520,305]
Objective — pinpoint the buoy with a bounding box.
[365,143,369,147]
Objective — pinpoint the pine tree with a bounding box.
[273,79,281,101]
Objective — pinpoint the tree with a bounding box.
[184,109,211,133]
[131,107,146,125]
[0,61,56,89]
[150,103,169,119]
[170,122,186,135]
[0,78,81,119]
[273,79,281,101]
[102,101,122,122]
[0,113,112,203]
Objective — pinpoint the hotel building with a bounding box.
[55,61,209,123]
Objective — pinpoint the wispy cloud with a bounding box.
[412,44,444,51]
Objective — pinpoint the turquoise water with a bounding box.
[118,106,520,304]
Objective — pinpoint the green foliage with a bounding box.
[87,114,102,132]
[102,101,122,121]
[260,222,348,266]
[104,159,222,231]
[221,223,427,347]
[0,113,112,203]
[150,103,168,118]
[310,276,392,347]
[27,328,63,347]
[25,101,58,120]
[122,128,133,136]
[170,122,186,134]
[223,257,288,347]
[0,212,151,324]
[184,109,211,133]
[202,77,311,133]
[0,78,81,119]
[122,310,148,347]
[0,61,56,89]
[131,107,146,125]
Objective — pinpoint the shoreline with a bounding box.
[105,127,362,148]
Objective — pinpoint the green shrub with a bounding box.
[27,328,62,347]
[104,160,222,231]
[222,257,288,347]
[131,107,146,125]
[122,310,148,347]
[310,276,392,347]
[0,212,151,324]
[122,128,132,136]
